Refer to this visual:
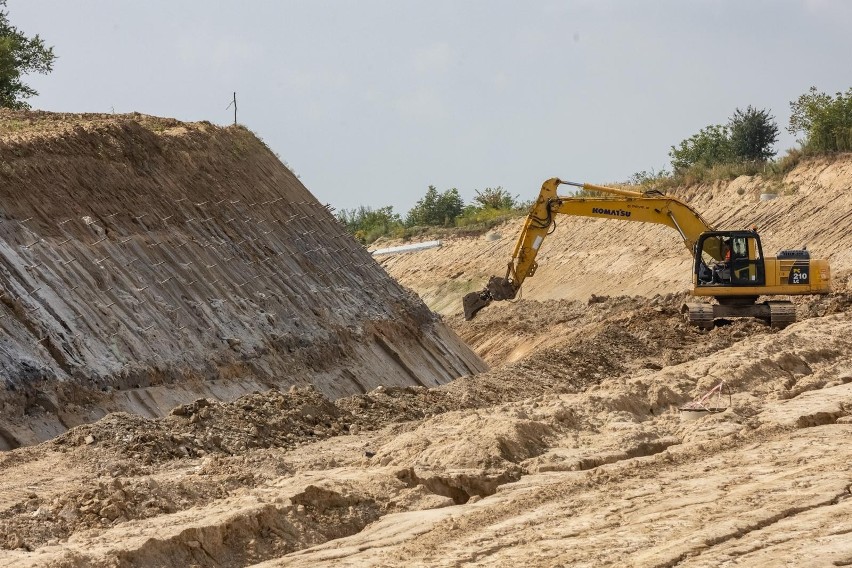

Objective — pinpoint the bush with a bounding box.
[669,124,732,172]
[336,184,529,243]
[766,147,804,176]
[336,205,403,244]
[789,86,852,153]
[671,161,766,186]
[455,204,523,230]
[471,186,518,210]
[627,168,671,189]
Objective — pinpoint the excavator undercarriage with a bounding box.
[683,298,797,330]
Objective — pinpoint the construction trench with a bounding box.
[0,112,851,567]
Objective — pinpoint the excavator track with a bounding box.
[768,302,797,329]
[683,300,797,330]
[684,303,715,330]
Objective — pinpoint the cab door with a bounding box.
[729,234,765,286]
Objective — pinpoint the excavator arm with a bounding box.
[463,178,716,320]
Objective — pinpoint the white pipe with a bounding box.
[371,240,442,256]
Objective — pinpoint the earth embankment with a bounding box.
[0,111,485,447]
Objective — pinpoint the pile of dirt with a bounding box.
[53,386,350,465]
[0,466,232,551]
[447,292,781,385]
[335,292,782,424]
[0,110,485,447]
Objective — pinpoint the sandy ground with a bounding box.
[0,289,849,567]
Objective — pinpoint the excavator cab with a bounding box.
[694,231,765,287]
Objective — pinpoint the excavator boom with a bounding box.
[463,178,714,320]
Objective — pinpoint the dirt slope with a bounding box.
[0,111,485,447]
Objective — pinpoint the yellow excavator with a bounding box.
[463,178,831,329]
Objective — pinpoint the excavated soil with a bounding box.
[0,110,484,447]
[0,117,851,566]
[0,288,850,567]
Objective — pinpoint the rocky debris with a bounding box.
[0,475,231,551]
[0,300,848,564]
[797,287,852,319]
[446,292,779,367]
[52,386,352,465]
[336,385,457,427]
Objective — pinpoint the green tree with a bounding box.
[788,86,852,153]
[669,124,732,172]
[336,205,402,244]
[405,186,464,227]
[0,0,55,109]
[728,106,779,162]
[471,186,518,210]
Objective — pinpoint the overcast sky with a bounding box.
[9,0,852,214]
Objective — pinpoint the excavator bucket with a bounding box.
[463,276,518,320]
[463,291,489,321]
[485,276,517,301]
